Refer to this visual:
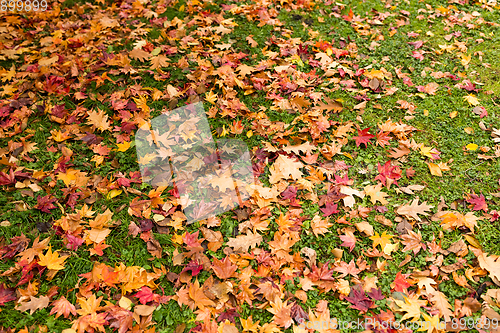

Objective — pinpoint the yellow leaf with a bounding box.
[118,296,133,310]
[464,127,474,134]
[115,141,131,152]
[205,90,218,105]
[463,234,482,249]
[427,162,442,177]
[38,247,68,271]
[466,143,478,151]
[419,145,434,159]
[370,231,393,251]
[247,130,253,138]
[91,155,105,166]
[364,184,389,205]
[464,94,479,106]
[460,53,472,66]
[449,111,458,118]
[106,189,122,200]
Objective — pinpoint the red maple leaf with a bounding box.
[281,186,297,200]
[467,193,488,211]
[393,271,411,292]
[320,202,339,217]
[183,231,203,248]
[367,288,384,301]
[345,286,373,313]
[333,173,352,186]
[181,260,203,277]
[34,195,57,213]
[308,261,335,282]
[0,234,29,260]
[134,286,158,305]
[0,168,15,185]
[353,128,375,148]
[375,161,402,187]
[339,232,356,252]
[375,131,392,147]
[0,284,16,305]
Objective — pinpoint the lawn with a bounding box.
[0,0,500,332]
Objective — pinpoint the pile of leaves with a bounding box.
[0,0,500,332]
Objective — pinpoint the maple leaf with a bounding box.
[393,271,412,292]
[416,82,439,95]
[339,230,357,252]
[17,236,50,263]
[34,194,57,213]
[105,305,134,333]
[367,288,384,301]
[0,283,16,305]
[369,231,393,251]
[466,193,488,211]
[401,230,425,255]
[267,296,293,328]
[212,257,237,280]
[281,186,297,201]
[87,109,111,132]
[311,215,333,237]
[16,295,50,315]
[189,279,216,310]
[333,259,361,278]
[364,184,389,205]
[375,161,402,188]
[396,197,434,221]
[134,287,158,305]
[37,246,68,271]
[319,202,339,217]
[50,296,77,318]
[376,131,392,147]
[345,286,373,313]
[393,294,426,322]
[352,127,375,148]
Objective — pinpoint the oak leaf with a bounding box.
[429,291,453,322]
[129,48,151,62]
[226,231,263,253]
[269,154,303,184]
[396,197,433,221]
[478,253,500,283]
[16,295,50,315]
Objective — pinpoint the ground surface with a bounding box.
[0,0,500,332]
